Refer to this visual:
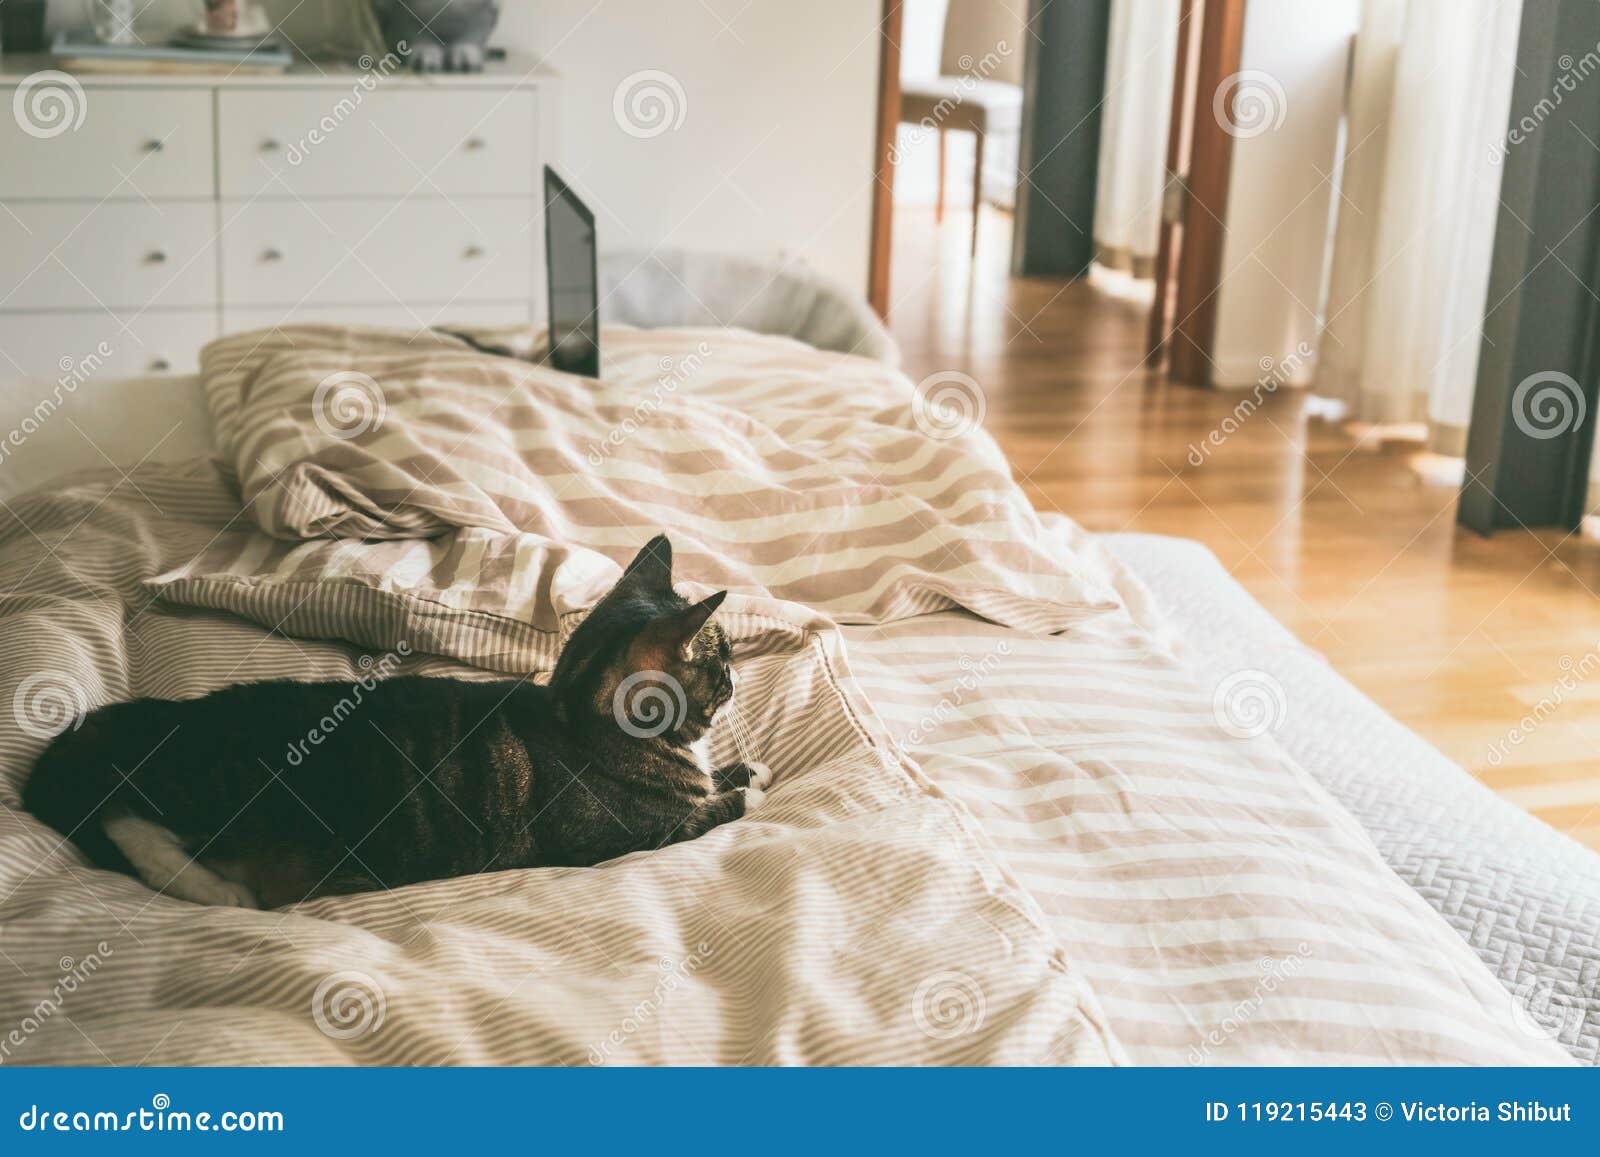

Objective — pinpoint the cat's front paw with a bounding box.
[412,42,445,72]
[447,42,486,72]
[741,786,767,814]
[190,878,260,909]
[745,761,775,790]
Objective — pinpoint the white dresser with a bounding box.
[0,56,557,386]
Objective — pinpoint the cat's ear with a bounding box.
[619,534,673,592]
[675,590,727,638]
[631,590,728,667]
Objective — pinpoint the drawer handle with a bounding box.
[463,244,487,260]
[142,139,165,153]
[261,247,284,263]
[464,137,487,151]
[148,357,172,372]
[260,139,281,152]
[145,250,167,264]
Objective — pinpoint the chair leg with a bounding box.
[936,128,946,224]
[971,129,985,259]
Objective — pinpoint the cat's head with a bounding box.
[551,535,733,745]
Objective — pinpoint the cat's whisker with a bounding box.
[733,724,754,765]
[724,698,756,764]
[720,707,746,758]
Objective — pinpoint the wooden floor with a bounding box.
[887,207,1600,852]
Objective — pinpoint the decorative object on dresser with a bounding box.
[201,1,260,37]
[0,0,50,55]
[175,0,282,54]
[86,0,138,46]
[370,0,501,73]
[0,56,556,386]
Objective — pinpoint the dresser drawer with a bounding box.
[0,309,216,381]
[224,302,531,333]
[220,198,534,307]
[218,89,538,198]
[0,87,213,200]
[0,202,218,310]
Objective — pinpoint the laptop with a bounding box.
[543,166,601,378]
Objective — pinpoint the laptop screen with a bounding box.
[543,166,600,378]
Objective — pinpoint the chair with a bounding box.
[899,0,1026,256]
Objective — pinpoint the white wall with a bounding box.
[900,0,950,78]
[1210,0,1359,387]
[501,1,881,293]
[895,0,950,207]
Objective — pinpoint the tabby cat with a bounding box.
[23,535,771,908]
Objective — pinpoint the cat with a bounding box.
[22,535,772,909]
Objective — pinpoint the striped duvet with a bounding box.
[0,325,1568,1065]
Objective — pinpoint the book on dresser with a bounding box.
[0,54,558,386]
[48,28,295,75]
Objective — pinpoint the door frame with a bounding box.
[1157,0,1247,387]
[867,0,904,319]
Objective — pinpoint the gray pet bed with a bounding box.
[599,247,900,366]
[1104,532,1600,1065]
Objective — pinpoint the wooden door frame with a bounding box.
[1146,0,1200,361]
[1163,0,1247,387]
[867,0,904,319]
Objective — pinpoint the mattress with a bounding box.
[1099,533,1600,1064]
[0,328,1581,1064]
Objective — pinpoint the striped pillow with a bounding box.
[144,526,836,673]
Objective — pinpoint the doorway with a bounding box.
[869,0,1244,373]
[869,0,1028,318]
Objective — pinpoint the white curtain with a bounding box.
[1590,419,1600,513]
[1314,0,1522,454]
[1092,0,1180,278]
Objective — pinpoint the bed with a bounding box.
[0,324,1591,1065]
